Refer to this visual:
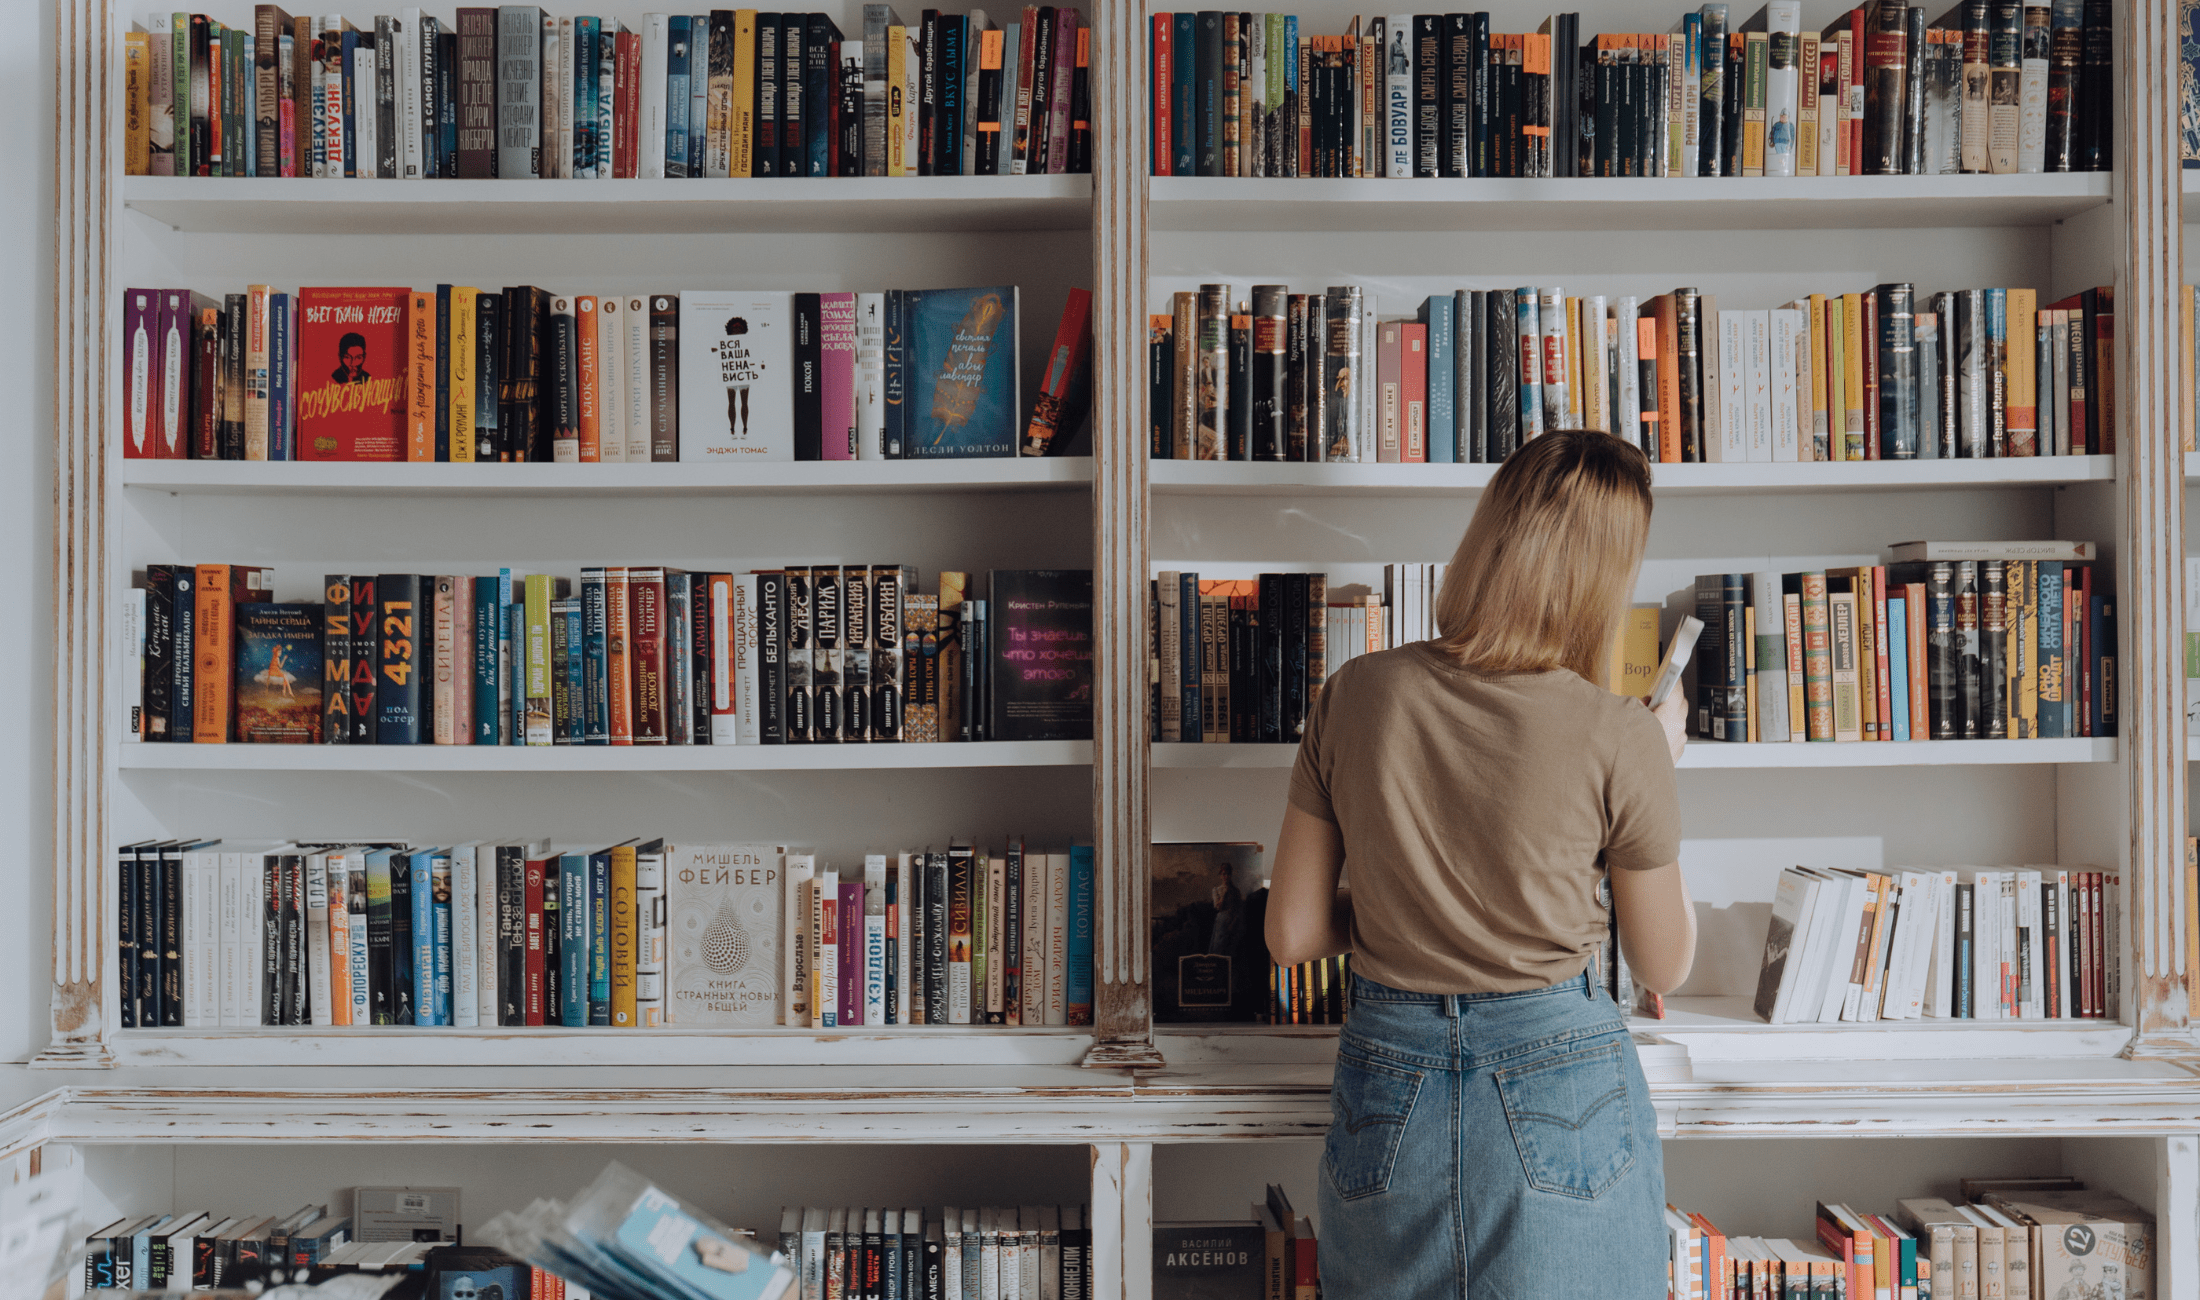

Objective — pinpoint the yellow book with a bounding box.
[125,31,151,175]
[2006,288,2037,454]
[1841,292,1865,461]
[1807,293,1829,461]
[887,24,908,175]
[1565,298,1585,425]
[448,287,478,464]
[407,291,436,461]
[1829,588,1862,742]
[2016,560,2039,737]
[1605,605,1661,698]
[1783,591,1807,743]
[611,842,638,1026]
[731,9,759,178]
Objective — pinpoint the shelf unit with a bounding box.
[27,0,2200,1292]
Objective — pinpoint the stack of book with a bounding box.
[120,284,1091,462]
[1150,3,2113,178]
[478,1165,791,1300]
[115,838,1097,1030]
[118,565,1095,746]
[1690,540,2113,744]
[1750,862,2121,1025]
[1150,281,2113,465]
[1153,1186,1316,1300]
[122,6,1093,179]
[771,1206,1094,1300]
[1661,1184,2152,1300]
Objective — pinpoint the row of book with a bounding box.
[122,283,1089,463]
[119,566,1095,747]
[770,1206,1093,1300]
[1688,541,2115,744]
[123,5,1091,180]
[116,837,1098,1030]
[82,1204,362,1291]
[1151,842,1357,1025]
[1151,1185,1316,1300]
[1750,863,2122,1025]
[1148,3,2114,179]
[1148,281,2115,466]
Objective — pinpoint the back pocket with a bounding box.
[1323,1050,1426,1202]
[1491,1037,1636,1200]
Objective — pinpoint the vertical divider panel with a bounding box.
[1085,0,1162,1066]
[1088,1141,1154,1300]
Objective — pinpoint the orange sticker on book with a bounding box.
[1522,33,1549,74]
[980,28,1003,70]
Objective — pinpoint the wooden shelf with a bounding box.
[1150,173,2113,233]
[121,175,1095,235]
[1150,456,2116,497]
[1152,738,2115,768]
[103,1026,1097,1069]
[118,740,1092,772]
[1636,996,2132,1062]
[122,457,1094,497]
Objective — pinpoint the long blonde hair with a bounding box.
[1430,430,1654,682]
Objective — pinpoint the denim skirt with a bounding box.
[1316,971,1668,1300]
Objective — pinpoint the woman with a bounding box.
[1267,429,1694,1298]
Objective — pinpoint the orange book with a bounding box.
[575,295,601,462]
[190,564,253,743]
[406,291,436,461]
[1649,295,1683,463]
[605,565,633,744]
[1688,1213,1727,1300]
[1905,580,1929,739]
[1635,317,1661,452]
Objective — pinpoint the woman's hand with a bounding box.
[1649,688,1687,765]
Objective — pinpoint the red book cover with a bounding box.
[1861,290,1879,459]
[1845,8,1864,175]
[1151,15,1172,175]
[1401,321,1428,463]
[295,286,410,460]
[1022,287,1091,456]
[617,28,641,177]
[1812,1206,1861,1300]
[606,566,634,744]
[629,566,669,743]
[2077,565,2093,736]
[1870,566,1892,741]
[194,301,220,458]
[524,855,547,1025]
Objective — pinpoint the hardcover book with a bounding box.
[906,285,1020,458]
[987,570,1094,741]
[678,291,794,460]
[296,287,409,460]
[235,603,323,743]
[1151,842,1270,1024]
[1152,1222,1264,1300]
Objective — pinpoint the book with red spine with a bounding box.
[1023,287,1092,457]
[606,566,634,744]
[629,565,669,743]
[1870,565,1893,741]
[1150,15,1171,174]
[296,286,409,461]
[1401,321,1428,463]
[524,853,548,1025]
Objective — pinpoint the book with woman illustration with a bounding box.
[234,602,324,743]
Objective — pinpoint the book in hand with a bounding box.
[476,1163,793,1300]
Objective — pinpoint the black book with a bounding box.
[837,30,864,176]
[136,843,163,1027]
[1195,11,1221,175]
[1442,13,1471,177]
[872,565,906,741]
[1150,315,1171,457]
[863,1215,885,1300]
[785,566,814,742]
[116,841,143,1027]
[1675,288,1705,461]
[1932,290,1960,458]
[504,286,548,462]
[221,294,247,458]
[1861,0,1907,175]
[783,17,811,177]
[1589,56,1612,176]
[1414,15,1441,177]
[842,568,870,743]
[921,1225,944,1300]
[937,13,967,175]
[1891,560,1960,739]
[1981,559,2009,739]
[1226,309,1250,459]
[375,16,398,175]
[1720,36,1743,176]
[1227,598,1255,741]
[1953,559,1982,738]
[918,9,940,174]
[756,13,782,177]
[497,844,526,1024]
[1254,573,1284,742]
[1061,1215,1090,1300]
[1068,25,1092,172]
[757,570,787,744]
[1698,4,1727,174]
[390,850,415,1024]
[1552,11,1577,178]
[974,17,1004,174]
[988,570,1094,741]
[376,574,426,743]
[1282,295,1308,460]
[151,842,183,1026]
[436,284,453,460]
[792,292,824,459]
[812,564,843,741]
[144,565,176,741]
[1903,5,1927,174]
[1249,286,1285,459]
[925,850,950,1023]
[1470,11,1492,175]
[1874,282,1918,458]
[261,851,284,1024]
[475,291,502,461]
[347,576,378,743]
[1485,289,1518,461]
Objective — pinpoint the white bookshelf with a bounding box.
[28,0,2200,1291]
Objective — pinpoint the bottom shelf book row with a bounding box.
[120,839,1095,1034]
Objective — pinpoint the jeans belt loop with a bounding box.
[1443,994,1461,1019]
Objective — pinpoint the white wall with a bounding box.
[4,0,61,1065]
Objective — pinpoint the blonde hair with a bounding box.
[1430,430,1654,682]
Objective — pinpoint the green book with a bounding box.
[525,573,554,745]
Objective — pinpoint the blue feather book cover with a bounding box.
[908,285,1019,459]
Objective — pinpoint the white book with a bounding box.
[598,297,627,462]
[399,10,425,177]
[1923,869,1959,1016]
[1757,868,1819,1024]
[121,589,144,741]
[345,851,371,1026]
[1806,870,1863,1023]
[306,851,334,1025]
[665,842,781,1025]
[900,28,921,177]
[1958,868,1999,1020]
[2000,872,2021,1019]
[624,296,652,461]
[856,292,887,459]
[1017,1207,1040,1300]
[1384,17,1413,177]
[241,852,271,1024]
[734,573,761,744]
[680,291,796,460]
[1709,312,1746,461]
[1615,295,1641,441]
[2050,867,2074,1018]
[1020,844,1046,1025]
[864,854,889,1026]
[1037,1206,1060,1300]
[547,17,568,178]
[1582,295,1609,432]
[450,843,478,1027]
[178,845,204,1026]
[1749,572,1790,742]
[1769,307,1803,460]
[1899,869,1943,1019]
[217,850,244,1025]
[1817,66,1839,180]
[636,841,666,1026]
[1761,2,1800,176]
[1743,309,1771,462]
[640,14,670,178]
[979,1207,1001,1300]
[799,1208,828,1300]
[1045,850,1068,1025]
[942,1207,963,1300]
[354,51,376,180]
[1537,288,1569,425]
[895,851,914,1024]
[785,853,817,1025]
[2018,30,2047,173]
[474,842,499,1025]
[2016,867,2045,1018]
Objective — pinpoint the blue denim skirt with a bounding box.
[1317,971,1668,1299]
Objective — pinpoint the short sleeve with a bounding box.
[1286,667,1339,824]
[1603,703,1682,872]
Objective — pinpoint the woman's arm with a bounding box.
[1265,805,1353,968]
[1610,861,1696,995]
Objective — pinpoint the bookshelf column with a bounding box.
[2117,0,2192,1056]
[38,0,115,1070]
[1083,0,1162,1068]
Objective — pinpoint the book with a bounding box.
[906,286,1020,458]
[296,287,409,460]
[234,602,323,743]
[667,842,780,1024]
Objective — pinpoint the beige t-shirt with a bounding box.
[1288,642,1683,994]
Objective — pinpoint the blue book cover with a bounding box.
[133,1217,171,1288]
[410,849,440,1025]
[270,293,291,459]
[589,849,612,1023]
[474,577,501,744]
[1888,598,1911,741]
[691,15,710,177]
[340,31,359,175]
[575,17,601,176]
[906,285,1019,459]
[1421,294,1455,464]
[561,853,589,1026]
[1515,288,1543,438]
[1178,572,1200,740]
[581,568,610,743]
[365,849,395,1023]
[667,16,692,176]
[2039,562,2065,738]
[235,602,323,743]
[1066,842,1094,1023]
[1172,14,1195,175]
[805,16,836,176]
[438,33,458,171]
[564,599,586,742]
[430,848,453,1025]
[607,1185,791,1300]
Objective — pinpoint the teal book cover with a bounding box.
[907,285,1019,459]
[235,603,324,743]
